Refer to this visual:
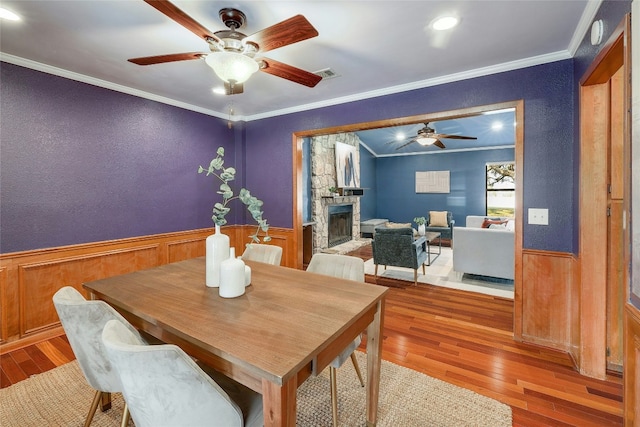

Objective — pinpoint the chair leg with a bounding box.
[350,353,365,387]
[330,367,338,427]
[413,269,418,286]
[374,264,378,277]
[422,263,426,275]
[121,403,130,427]
[84,390,102,427]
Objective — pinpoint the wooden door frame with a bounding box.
[290,100,524,320]
[578,15,631,379]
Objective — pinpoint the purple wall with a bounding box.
[247,61,575,252]
[1,63,236,253]
[1,0,630,255]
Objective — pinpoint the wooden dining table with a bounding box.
[83,256,388,427]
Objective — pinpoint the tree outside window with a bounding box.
[486,162,515,217]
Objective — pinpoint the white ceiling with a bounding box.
[0,1,599,121]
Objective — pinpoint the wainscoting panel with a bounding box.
[18,245,159,336]
[0,267,7,345]
[0,226,296,353]
[624,305,640,424]
[521,249,574,352]
[167,238,206,264]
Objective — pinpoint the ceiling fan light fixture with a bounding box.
[205,51,259,84]
[416,136,438,146]
[432,16,459,31]
[0,7,21,21]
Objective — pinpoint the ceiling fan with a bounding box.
[128,0,322,95]
[393,122,477,150]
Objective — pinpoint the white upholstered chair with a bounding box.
[306,253,366,427]
[102,319,263,427]
[240,243,283,266]
[52,286,135,427]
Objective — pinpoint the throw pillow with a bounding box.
[482,218,508,228]
[386,222,412,229]
[429,211,448,227]
[488,223,508,229]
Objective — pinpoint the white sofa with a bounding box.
[452,216,515,280]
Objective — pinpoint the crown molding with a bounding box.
[3,47,570,123]
[0,53,230,120]
[373,145,516,158]
[245,50,571,121]
[567,0,603,56]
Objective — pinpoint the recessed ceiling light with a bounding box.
[491,121,504,131]
[432,16,458,31]
[395,132,405,141]
[0,7,21,21]
[212,87,226,95]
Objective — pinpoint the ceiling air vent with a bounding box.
[314,68,340,80]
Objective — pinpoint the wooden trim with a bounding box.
[580,17,626,86]
[579,81,610,379]
[0,267,7,344]
[520,249,574,352]
[0,226,296,352]
[292,100,524,314]
[578,14,631,380]
[292,135,304,269]
[624,305,640,425]
[513,100,525,341]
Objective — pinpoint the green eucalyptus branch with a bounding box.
[198,147,271,243]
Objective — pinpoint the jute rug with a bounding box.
[1,351,511,426]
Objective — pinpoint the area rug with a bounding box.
[364,247,514,299]
[1,351,512,427]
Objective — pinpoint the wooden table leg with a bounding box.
[366,298,385,427]
[262,375,298,427]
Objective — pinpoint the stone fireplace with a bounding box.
[310,133,361,252]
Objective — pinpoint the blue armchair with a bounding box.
[424,211,455,244]
[372,226,427,286]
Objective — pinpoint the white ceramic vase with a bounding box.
[244,264,252,287]
[205,224,230,288]
[219,248,246,298]
[418,224,426,236]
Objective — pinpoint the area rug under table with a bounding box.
[1,351,512,427]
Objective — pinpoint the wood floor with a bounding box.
[1,244,623,427]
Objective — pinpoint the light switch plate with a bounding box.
[528,208,549,225]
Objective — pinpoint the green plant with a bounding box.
[413,216,427,225]
[198,147,270,243]
[328,186,338,194]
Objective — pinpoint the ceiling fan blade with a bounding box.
[436,134,477,140]
[258,58,322,87]
[434,140,446,149]
[128,52,207,65]
[143,0,221,43]
[224,81,244,95]
[395,140,417,150]
[385,135,418,145]
[245,15,318,53]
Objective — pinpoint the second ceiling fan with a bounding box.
[129,0,322,94]
[394,122,477,150]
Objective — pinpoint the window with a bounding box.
[486,162,515,217]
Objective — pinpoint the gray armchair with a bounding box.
[372,226,427,286]
[424,211,455,243]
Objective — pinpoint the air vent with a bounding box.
[314,68,340,80]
